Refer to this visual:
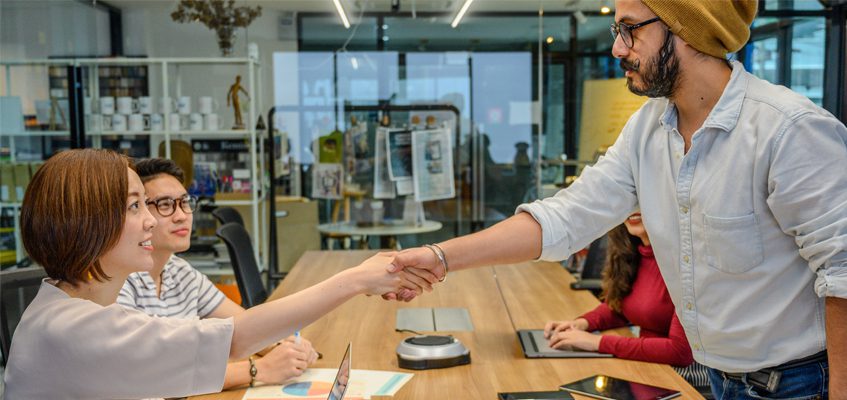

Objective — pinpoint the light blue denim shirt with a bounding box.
[518,61,847,372]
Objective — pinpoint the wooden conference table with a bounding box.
[193,250,702,399]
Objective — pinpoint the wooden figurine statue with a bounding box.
[227,75,250,129]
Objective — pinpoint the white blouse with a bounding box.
[3,280,233,399]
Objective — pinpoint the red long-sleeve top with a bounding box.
[580,245,694,367]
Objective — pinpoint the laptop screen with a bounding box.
[327,343,352,400]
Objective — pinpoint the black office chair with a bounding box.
[211,206,245,227]
[216,222,267,308]
[1,267,47,366]
[569,234,609,296]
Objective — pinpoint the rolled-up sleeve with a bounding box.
[517,119,639,261]
[766,111,847,298]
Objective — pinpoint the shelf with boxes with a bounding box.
[0,161,43,266]
[1,57,267,270]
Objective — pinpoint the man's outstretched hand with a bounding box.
[381,247,445,301]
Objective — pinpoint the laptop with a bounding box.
[327,342,352,400]
[518,329,613,358]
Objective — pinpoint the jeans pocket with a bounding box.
[744,362,826,400]
[745,386,822,400]
[704,212,764,274]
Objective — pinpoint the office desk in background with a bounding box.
[317,221,442,249]
[192,250,702,400]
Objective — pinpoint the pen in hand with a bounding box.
[294,330,322,359]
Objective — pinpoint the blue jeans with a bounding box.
[708,360,828,399]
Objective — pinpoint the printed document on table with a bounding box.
[242,368,414,400]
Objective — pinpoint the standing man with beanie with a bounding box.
[384,0,847,398]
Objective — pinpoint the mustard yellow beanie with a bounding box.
[641,0,758,59]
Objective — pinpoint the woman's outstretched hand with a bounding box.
[381,247,445,301]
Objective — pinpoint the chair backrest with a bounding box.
[212,206,245,227]
[216,222,267,308]
[1,267,47,366]
[581,234,609,280]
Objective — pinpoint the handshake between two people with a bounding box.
[349,247,446,301]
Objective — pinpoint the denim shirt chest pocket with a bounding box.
[703,212,765,274]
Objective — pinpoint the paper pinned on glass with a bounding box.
[373,127,397,199]
[412,128,455,202]
[312,163,344,199]
[386,128,413,181]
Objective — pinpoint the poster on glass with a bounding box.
[312,163,344,199]
[412,128,455,202]
[373,127,397,199]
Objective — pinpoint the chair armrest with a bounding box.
[570,279,602,291]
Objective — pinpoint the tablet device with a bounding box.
[327,342,352,400]
[497,390,575,399]
[560,375,681,400]
[517,329,613,358]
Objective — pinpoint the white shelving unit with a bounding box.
[1,57,267,268]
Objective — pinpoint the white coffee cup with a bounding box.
[189,112,203,131]
[111,114,127,132]
[100,96,115,115]
[198,96,220,115]
[167,113,182,131]
[88,114,103,131]
[117,96,137,115]
[138,96,154,114]
[128,114,146,131]
[204,113,220,131]
[177,96,191,115]
[149,113,164,131]
[159,97,175,114]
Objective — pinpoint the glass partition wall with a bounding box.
[274,2,845,247]
[276,12,598,243]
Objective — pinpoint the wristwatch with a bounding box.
[248,356,258,387]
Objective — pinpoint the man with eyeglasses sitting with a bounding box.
[118,158,319,389]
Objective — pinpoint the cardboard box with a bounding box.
[13,163,31,201]
[0,163,15,203]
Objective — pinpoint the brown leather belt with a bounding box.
[720,351,827,394]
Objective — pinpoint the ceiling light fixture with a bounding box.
[451,0,474,28]
[546,36,554,44]
[600,5,611,14]
[333,0,351,29]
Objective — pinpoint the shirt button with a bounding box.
[686,302,693,310]
[680,206,688,214]
[693,344,701,351]
[683,255,690,263]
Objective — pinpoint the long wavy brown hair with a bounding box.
[600,223,643,313]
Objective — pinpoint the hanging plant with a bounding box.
[171,0,262,56]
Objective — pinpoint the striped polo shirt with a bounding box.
[118,255,225,318]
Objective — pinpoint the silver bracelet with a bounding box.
[425,244,449,282]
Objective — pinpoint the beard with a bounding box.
[621,30,681,98]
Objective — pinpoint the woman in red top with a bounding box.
[544,213,693,367]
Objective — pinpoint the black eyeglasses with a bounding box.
[146,195,198,217]
[610,17,661,48]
